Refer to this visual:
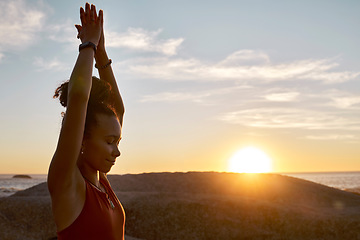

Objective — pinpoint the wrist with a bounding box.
[95,49,108,62]
[95,46,106,58]
[95,59,112,69]
[79,42,97,54]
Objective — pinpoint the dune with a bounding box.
[1,172,360,240]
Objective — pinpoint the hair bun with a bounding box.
[54,76,113,108]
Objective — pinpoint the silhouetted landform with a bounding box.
[345,187,360,195]
[12,174,32,179]
[1,172,360,240]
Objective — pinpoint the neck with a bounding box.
[78,162,100,188]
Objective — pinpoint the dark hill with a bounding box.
[2,172,360,240]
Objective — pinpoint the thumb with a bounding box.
[75,25,82,39]
[75,24,82,33]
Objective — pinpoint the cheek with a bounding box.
[85,140,109,156]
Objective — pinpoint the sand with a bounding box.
[1,172,360,240]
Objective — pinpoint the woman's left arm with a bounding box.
[95,44,125,126]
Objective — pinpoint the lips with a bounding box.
[106,159,116,165]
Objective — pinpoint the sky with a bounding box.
[0,0,359,174]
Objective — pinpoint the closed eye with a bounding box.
[106,136,122,145]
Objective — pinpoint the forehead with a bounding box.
[93,114,121,137]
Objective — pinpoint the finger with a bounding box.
[90,4,95,21]
[80,7,86,25]
[99,9,103,26]
[85,3,91,21]
[93,5,98,21]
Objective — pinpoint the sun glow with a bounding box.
[228,147,273,173]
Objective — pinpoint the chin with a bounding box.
[102,167,112,173]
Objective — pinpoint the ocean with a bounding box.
[1,172,360,198]
[283,171,360,190]
[0,174,47,198]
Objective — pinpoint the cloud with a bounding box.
[218,50,270,66]
[118,51,360,84]
[140,92,209,103]
[324,90,360,110]
[139,85,251,103]
[107,28,184,56]
[305,134,358,141]
[218,108,360,131]
[48,20,77,44]
[33,57,69,72]
[264,91,300,102]
[331,96,360,109]
[47,26,184,55]
[0,0,46,51]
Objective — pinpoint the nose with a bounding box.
[113,146,121,158]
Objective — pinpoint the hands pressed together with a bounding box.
[75,3,105,52]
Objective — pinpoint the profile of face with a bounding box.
[80,114,122,173]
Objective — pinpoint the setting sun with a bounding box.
[228,147,273,173]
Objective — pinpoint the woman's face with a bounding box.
[81,114,122,173]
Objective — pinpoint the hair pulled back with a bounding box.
[54,76,118,138]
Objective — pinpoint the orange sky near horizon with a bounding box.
[2,118,359,175]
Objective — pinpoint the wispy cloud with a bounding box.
[128,47,359,140]
[0,0,46,52]
[48,19,77,44]
[33,57,69,72]
[218,50,270,66]
[305,134,358,141]
[139,85,252,103]
[324,89,360,110]
[118,51,360,84]
[331,96,360,109]
[218,108,360,131]
[107,28,184,56]
[140,92,209,103]
[263,91,300,102]
[47,26,184,56]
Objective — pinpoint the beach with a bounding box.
[1,172,360,239]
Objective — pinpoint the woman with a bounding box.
[47,3,125,239]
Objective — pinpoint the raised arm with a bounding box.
[95,26,125,126]
[74,13,124,126]
[48,4,102,194]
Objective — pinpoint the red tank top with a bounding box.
[57,177,125,240]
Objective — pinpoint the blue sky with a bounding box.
[0,0,359,174]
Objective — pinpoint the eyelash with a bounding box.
[107,139,120,145]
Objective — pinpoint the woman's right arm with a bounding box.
[48,4,102,195]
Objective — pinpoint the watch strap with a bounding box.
[79,42,97,54]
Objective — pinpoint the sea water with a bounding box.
[284,171,360,190]
[1,172,360,198]
[0,174,47,198]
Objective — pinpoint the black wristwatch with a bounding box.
[79,42,97,54]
